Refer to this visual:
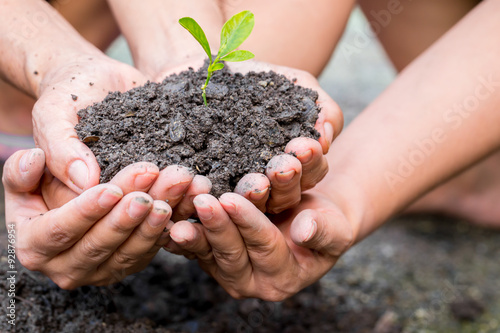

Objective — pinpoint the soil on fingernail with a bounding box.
[75,61,320,197]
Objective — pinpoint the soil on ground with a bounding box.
[75,64,320,196]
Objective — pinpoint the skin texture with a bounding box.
[3,149,174,289]
[169,0,500,300]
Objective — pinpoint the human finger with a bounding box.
[285,137,328,191]
[234,173,270,212]
[218,193,294,274]
[25,184,124,260]
[148,165,194,208]
[171,175,212,221]
[265,154,302,214]
[96,200,172,278]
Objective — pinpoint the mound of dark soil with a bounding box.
[75,64,320,196]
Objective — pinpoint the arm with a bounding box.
[0,0,102,97]
[220,0,356,77]
[168,0,500,299]
[106,0,224,79]
[0,0,147,193]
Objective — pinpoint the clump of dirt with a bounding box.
[450,298,485,321]
[75,63,320,196]
[0,248,386,333]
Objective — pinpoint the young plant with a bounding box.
[179,10,255,106]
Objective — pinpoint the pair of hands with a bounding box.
[7,52,346,297]
[4,148,354,300]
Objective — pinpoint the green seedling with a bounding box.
[179,10,255,106]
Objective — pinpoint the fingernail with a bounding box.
[303,219,317,242]
[134,172,157,190]
[169,233,187,245]
[250,187,269,201]
[219,195,236,214]
[297,150,313,164]
[68,160,89,191]
[19,150,37,173]
[98,188,123,209]
[193,197,213,220]
[276,170,296,184]
[168,181,190,197]
[128,196,151,219]
[324,122,334,144]
[148,207,169,228]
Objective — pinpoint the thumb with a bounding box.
[2,148,46,193]
[290,208,354,258]
[33,108,100,194]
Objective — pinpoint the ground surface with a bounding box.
[1,8,499,333]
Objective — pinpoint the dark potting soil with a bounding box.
[75,63,320,196]
[0,248,387,333]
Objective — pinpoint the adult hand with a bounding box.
[33,55,147,194]
[166,190,355,301]
[3,148,174,289]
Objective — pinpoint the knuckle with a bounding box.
[80,236,107,261]
[17,250,41,271]
[113,250,137,267]
[47,221,74,247]
[212,247,245,265]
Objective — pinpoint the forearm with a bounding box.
[107,0,224,78]
[220,0,355,76]
[319,0,500,240]
[0,0,103,97]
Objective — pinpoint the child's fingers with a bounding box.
[148,165,194,208]
[265,154,302,214]
[26,184,124,259]
[108,162,159,194]
[285,137,329,191]
[290,208,354,258]
[234,173,270,212]
[171,175,212,221]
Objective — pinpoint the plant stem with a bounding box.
[201,71,212,106]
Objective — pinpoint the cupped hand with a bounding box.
[166,190,355,301]
[228,60,342,214]
[33,54,147,194]
[3,149,174,289]
[151,58,343,214]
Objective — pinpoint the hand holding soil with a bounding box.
[76,59,341,214]
[32,55,147,194]
[164,189,354,301]
[3,148,174,289]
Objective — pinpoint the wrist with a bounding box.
[107,0,222,79]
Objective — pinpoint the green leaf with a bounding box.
[218,10,254,58]
[179,17,212,62]
[220,50,255,62]
[210,62,225,72]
